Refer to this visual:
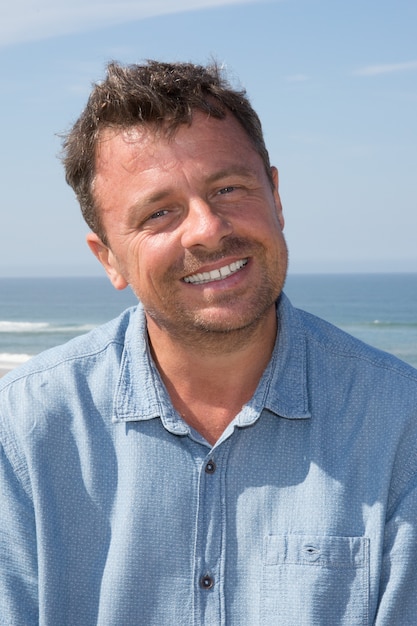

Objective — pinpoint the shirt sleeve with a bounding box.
[375,463,417,623]
[0,441,38,625]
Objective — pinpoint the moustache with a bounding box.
[170,236,263,277]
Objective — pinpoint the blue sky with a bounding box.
[1,0,416,276]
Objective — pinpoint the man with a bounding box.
[0,60,416,625]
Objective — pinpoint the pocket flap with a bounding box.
[264,534,368,568]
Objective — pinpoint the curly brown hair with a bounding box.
[62,60,272,243]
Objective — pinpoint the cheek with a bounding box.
[246,210,284,242]
[126,236,178,286]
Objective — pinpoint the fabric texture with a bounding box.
[1,293,417,625]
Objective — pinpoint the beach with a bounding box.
[0,364,25,378]
[0,353,33,378]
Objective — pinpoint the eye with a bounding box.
[149,209,169,220]
[217,186,236,195]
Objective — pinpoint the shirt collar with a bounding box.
[112,293,311,425]
[264,293,311,420]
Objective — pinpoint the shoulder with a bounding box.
[0,306,137,389]
[0,306,145,491]
[279,296,417,478]
[297,305,417,383]
[0,306,141,440]
[277,293,417,413]
[287,304,417,437]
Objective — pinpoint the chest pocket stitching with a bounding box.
[264,534,369,568]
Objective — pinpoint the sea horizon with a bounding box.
[1,273,416,375]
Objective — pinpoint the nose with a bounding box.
[180,197,233,250]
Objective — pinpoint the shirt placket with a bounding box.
[193,441,230,625]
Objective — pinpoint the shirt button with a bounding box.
[200,575,214,589]
[205,460,216,474]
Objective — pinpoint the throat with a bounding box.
[180,405,239,446]
[145,305,277,443]
[167,379,251,446]
[148,323,277,445]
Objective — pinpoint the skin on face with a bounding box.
[88,112,288,350]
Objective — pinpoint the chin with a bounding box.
[192,304,275,334]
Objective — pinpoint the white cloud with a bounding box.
[353,60,417,76]
[0,0,255,47]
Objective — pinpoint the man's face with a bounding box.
[89,112,288,341]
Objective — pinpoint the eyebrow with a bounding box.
[205,165,255,185]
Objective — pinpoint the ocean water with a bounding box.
[0,274,416,370]
[284,273,417,367]
[0,277,137,370]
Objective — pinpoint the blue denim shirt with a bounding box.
[1,293,417,625]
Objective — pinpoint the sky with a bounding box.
[0,0,416,276]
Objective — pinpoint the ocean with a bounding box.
[0,274,416,371]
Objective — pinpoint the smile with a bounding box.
[183,259,248,285]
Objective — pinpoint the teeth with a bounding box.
[184,259,248,284]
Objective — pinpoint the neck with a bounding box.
[147,308,277,444]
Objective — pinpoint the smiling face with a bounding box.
[88,112,288,345]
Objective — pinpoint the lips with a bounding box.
[183,258,248,285]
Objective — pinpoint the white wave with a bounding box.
[0,321,96,333]
[0,321,49,333]
[0,353,32,370]
[54,324,96,333]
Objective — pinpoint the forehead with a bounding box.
[94,112,258,174]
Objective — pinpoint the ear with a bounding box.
[271,166,285,230]
[86,233,129,290]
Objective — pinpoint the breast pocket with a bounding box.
[261,534,369,626]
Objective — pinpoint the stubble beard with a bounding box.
[141,236,288,354]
